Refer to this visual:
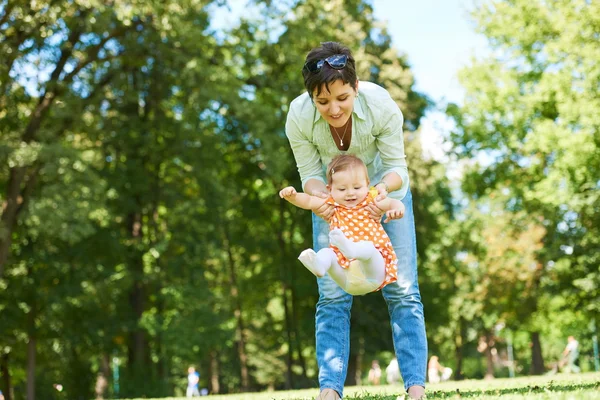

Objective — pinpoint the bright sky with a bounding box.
[373,0,487,105]
[372,0,489,162]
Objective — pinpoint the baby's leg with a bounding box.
[299,248,353,291]
[325,260,350,290]
[298,248,336,277]
[329,228,385,283]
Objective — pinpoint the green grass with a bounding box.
[124,372,600,400]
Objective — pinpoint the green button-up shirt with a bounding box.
[285,81,410,200]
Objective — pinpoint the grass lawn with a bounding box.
[126,372,600,400]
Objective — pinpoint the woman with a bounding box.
[285,41,427,399]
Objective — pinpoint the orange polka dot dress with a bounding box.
[327,189,398,291]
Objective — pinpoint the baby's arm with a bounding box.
[279,186,327,211]
[374,197,405,223]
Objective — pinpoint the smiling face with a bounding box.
[312,79,358,128]
[327,166,370,207]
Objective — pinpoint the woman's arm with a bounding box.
[369,85,410,199]
[374,172,403,201]
[285,97,327,191]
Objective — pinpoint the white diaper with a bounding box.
[343,260,383,296]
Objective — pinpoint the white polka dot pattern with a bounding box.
[327,192,398,290]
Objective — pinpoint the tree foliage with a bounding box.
[0,0,444,398]
[446,0,599,378]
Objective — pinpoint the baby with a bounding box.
[279,154,405,295]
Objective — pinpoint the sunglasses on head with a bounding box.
[303,54,348,73]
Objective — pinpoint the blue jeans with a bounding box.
[312,188,427,396]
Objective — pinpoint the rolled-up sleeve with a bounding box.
[375,101,410,198]
[285,102,326,191]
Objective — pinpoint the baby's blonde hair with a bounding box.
[326,154,369,185]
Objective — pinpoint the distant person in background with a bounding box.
[427,356,452,383]
[186,366,200,397]
[0,389,5,400]
[386,358,401,384]
[368,360,382,385]
[561,336,581,373]
[95,372,108,400]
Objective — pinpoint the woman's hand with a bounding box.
[311,190,334,221]
[365,202,385,221]
[374,182,389,202]
[365,183,388,221]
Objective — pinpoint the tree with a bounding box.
[448,0,600,374]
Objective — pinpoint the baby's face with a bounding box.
[328,167,369,207]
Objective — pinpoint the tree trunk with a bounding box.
[355,335,365,385]
[26,263,37,400]
[126,211,151,396]
[233,294,249,391]
[100,353,111,383]
[346,354,357,386]
[1,352,13,400]
[155,328,167,394]
[155,281,169,396]
[276,201,295,389]
[127,269,147,370]
[288,240,308,380]
[484,331,495,380]
[530,331,545,375]
[290,287,308,381]
[223,223,250,391]
[453,317,466,380]
[0,167,27,277]
[27,335,36,400]
[281,285,294,389]
[209,350,220,394]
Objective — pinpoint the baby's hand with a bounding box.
[383,207,405,223]
[279,186,297,198]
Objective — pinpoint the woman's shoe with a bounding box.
[316,388,341,400]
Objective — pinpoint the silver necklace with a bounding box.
[331,118,351,147]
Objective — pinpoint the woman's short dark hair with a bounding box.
[302,42,357,99]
